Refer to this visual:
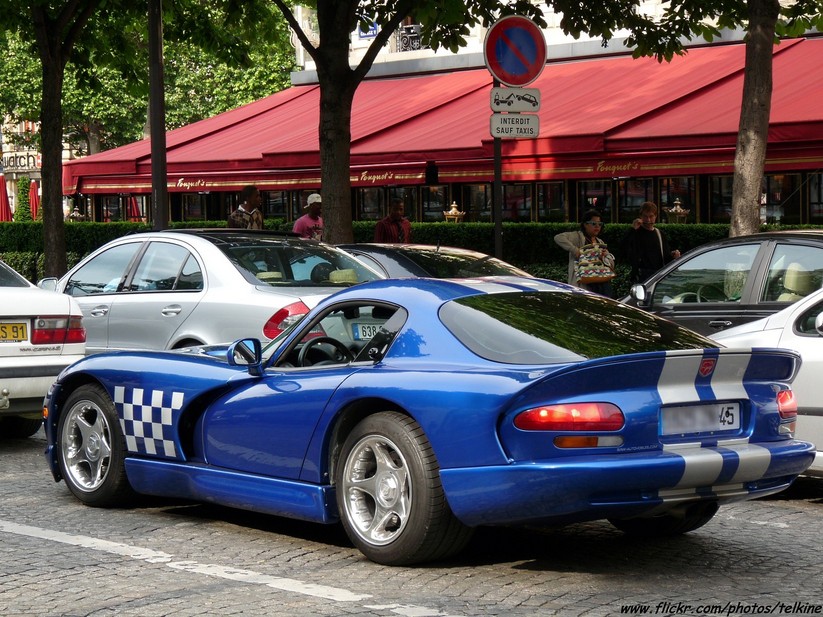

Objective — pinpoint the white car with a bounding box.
[712,287,823,476]
[1,260,86,438]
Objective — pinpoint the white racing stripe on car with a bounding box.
[723,443,772,483]
[710,352,750,400]
[663,443,724,488]
[657,353,701,404]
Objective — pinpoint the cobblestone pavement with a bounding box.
[2,430,822,617]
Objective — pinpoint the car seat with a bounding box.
[777,263,814,301]
[310,262,334,283]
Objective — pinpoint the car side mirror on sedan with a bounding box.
[38,277,59,292]
[630,283,647,304]
[227,338,263,376]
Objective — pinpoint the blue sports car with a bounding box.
[44,277,815,565]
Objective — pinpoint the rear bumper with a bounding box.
[440,439,815,527]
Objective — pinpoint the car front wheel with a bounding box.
[336,411,473,565]
[57,384,134,507]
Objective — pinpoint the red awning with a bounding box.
[63,36,823,194]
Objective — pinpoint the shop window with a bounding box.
[388,187,418,222]
[265,191,289,219]
[760,174,801,225]
[577,180,612,222]
[356,187,383,221]
[536,182,565,222]
[182,194,205,221]
[660,177,695,223]
[709,176,733,223]
[422,186,447,221]
[502,184,532,221]
[810,174,823,224]
[462,184,492,222]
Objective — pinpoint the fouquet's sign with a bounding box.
[175,177,208,190]
[1,150,41,174]
[359,170,395,184]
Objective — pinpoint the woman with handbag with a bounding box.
[554,209,616,297]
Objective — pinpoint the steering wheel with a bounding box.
[696,285,726,302]
[298,336,355,367]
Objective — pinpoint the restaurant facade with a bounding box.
[61,35,823,227]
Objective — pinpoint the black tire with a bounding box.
[608,502,719,536]
[57,384,134,507]
[336,411,473,565]
[1,416,43,439]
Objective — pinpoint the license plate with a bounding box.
[0,322,28,342]
[661,402,740,436]
[352,323,380,341]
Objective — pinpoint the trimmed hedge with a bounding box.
[0,219,774,299]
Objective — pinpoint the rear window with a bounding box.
[439,291,714,364]
[394,248,530,278]
[0,261,30,287]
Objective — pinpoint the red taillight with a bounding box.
[262,301,310,339]
[777,389,797,419]
[30,315,86,345]
[514,402,625,431]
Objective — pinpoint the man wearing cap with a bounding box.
[293,193,324,240]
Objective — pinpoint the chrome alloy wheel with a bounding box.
[61,398,114,492]
[340,434,411,546]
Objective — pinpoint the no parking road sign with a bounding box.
[484,15,547,87]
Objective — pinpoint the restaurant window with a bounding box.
[761,173,801,225]
[709,176,733,223]
[577,180,612,222]
[660,177,695,223]
[182,194,205,221]
[356,187,383,221]
[502,184,532,221]
[422,185,447,221]
[462,184,492,222]
[264,191,289,219]
[810,173,823,225]
[97,196,123,222]
[388,187,418,222]
[616,178,654,223]
[536,182,565,222]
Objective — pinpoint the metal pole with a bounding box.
[493,78,503,259]
[149,0,168,230]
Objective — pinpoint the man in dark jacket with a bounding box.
[622,201,681,283]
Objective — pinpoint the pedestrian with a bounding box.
[293,193,324,240]
[227,185,264,229]
[622,201,681,283]
[374,197,412,243]
[554,209,615,297]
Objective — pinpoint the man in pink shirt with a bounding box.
[293,193,324,240]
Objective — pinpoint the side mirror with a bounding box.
[38,277,59,292]
[227,338,264,376]
[630,283,647,303]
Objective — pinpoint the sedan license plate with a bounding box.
[661,402,740,436]
[0,322,28,342]
[352,323,380,341]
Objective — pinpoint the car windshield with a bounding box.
[440,291,714,365]
[216,239,382,287]
[0,261,31,287]
[393,247,530,278]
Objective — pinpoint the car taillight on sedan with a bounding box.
[263,301,310,339]
[30,315,86,345]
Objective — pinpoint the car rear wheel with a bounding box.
[336,411,473,565]
[608,501,718,536]
[57,384,134,506]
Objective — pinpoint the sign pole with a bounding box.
[493,78,503,260]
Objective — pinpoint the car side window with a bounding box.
[653,244,759,305]
[796,299,823,335]
[126,242,197,292]
[65,242,142,296]
[759,244,823,302]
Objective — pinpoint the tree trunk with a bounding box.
[730,0,779,237]
[38,34,68,278]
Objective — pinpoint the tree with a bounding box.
[272,0,823,243]
[1,0,288,277]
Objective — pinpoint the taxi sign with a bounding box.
[490,113,540,139]
[484,16,547,87]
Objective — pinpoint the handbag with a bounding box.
[576,243,616,284]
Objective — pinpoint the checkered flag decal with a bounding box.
[114,386,185,459]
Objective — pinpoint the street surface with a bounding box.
[2,429,822,617]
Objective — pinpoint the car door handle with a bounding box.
[161,305,183,316]
[708,320,733,329]
[89,306,109,317]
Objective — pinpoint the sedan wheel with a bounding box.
[336,411,473,565]
[58,384,134,506]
